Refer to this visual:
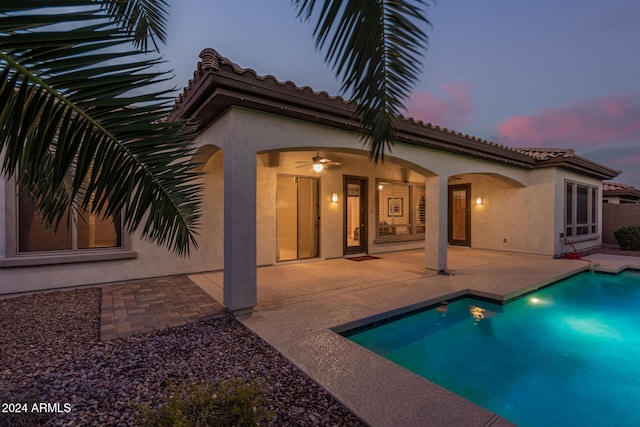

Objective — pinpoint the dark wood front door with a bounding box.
[448,184,471,246]
[344,177,368,255]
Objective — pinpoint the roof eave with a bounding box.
[174,64,537,169]
[533,157,619,180]
[604,189,640,199]
[393,120,535,169]
[174,63,360,132]
[172,50,619,180]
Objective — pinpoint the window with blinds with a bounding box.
[17,191,122,253]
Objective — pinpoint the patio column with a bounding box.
[425,175,448,272]
[223,146,257,316]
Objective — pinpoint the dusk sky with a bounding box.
[162,0,640,188]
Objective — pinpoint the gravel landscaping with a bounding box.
[0,288,364,426]
[580,245,640,258]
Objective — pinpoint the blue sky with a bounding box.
[162,0,640,187]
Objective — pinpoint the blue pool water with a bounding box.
[347,271,640,427]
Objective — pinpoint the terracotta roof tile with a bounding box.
[602,181,640,201]
[174,48,620,181]
[175,48,351,109]
[516,148,573,160]
[396,115,527,155]
[515,147,618,171]
[603,181,640,193]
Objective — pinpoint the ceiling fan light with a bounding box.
[312,163,324,172]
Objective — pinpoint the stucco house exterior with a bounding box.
[0,48,619,314]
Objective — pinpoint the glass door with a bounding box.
[448,184,471,246]
[344,177,368,255]
[276,175,319,261]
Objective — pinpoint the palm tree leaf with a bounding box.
[98,0,169,52]
[3,0,169,52]
[293,0,430,161]
[0,1,201,255]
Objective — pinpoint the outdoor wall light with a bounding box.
[331,192,339,203]
[475,196,483,205]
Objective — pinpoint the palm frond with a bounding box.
[293,0,430,161]
[0,1,201,256]
[98,0,169,52]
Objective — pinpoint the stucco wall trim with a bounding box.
[0,250,137,268]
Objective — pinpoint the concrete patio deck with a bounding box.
[189,247,640,427]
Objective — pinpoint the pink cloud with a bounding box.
[609,153,640,167]
[406,82,473,129]
[496,95,640,149]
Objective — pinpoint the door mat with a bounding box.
[346,255,381,261]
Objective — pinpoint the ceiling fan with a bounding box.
[296,151,342,172]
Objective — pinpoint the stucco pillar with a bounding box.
[223,147,257,315]
[425,175,448,272]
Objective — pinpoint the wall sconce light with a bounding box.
[475,196,483,205]
[331,192,339,203]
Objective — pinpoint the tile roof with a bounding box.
[176,51,522,155]
[604,182,631,191]
[516,148,577,160]
[174,48,619,181]
[395,114,524,155]
[175,48,350,109]
[515,147,619,172]
[603,181,640,198]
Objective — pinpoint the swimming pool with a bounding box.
[346,270,640,427]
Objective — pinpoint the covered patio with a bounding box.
[189,248,640,426]
[167,48,619,317]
